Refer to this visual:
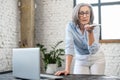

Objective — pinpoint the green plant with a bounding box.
[36,41,65,70]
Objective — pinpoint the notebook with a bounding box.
[12,48,63,80]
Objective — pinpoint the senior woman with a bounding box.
[55,3,105,75]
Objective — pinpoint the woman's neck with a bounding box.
[79,24,85,34]
[79,24,85,30]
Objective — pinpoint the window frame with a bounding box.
[74,0,120,43]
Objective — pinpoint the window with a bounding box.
[75,0,120,43]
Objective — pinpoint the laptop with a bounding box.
[12,48,63,80]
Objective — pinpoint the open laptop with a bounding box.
[12,48,63,80]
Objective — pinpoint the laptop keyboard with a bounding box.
[40,74,63,79]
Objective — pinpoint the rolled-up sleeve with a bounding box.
[65,23,74,56]
[88,27,100,54]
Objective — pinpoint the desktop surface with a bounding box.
[1,72,120,80]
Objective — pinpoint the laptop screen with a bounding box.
[12,48,40,80]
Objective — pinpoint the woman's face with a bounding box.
[78,6,90,25]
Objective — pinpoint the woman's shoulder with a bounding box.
[67,21,76,26]
[66,21,76,31]
[94,25,100,31]
[66,21,77,29]
[93,25,100,35]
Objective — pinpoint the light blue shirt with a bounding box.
[65,21,100,59]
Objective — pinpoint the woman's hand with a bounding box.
[84,24,94,33]
[54,70,70,76]
[55,55,72,76]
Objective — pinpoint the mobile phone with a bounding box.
[89,24,101,27]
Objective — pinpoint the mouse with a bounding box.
[59,73,65,76]
[60,73,70,76]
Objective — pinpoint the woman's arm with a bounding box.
[55,22,74,76]
[85,24,100,54]
[65,55,73,73]
[54,55,73,76]
[88,31,95,46]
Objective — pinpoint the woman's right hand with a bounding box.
[55,55,72,76]
[54,70,70,76]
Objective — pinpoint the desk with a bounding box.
[0,72,120,80]
[62,74,120,80]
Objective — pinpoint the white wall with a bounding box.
[0,0,19,71]
[101,43,120,76]
[35,0,73,48]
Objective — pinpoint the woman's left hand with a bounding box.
[84,24,94,33]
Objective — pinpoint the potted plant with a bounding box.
[36,41,65,73]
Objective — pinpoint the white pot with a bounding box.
[46,64,57,74]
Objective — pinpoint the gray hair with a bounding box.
[72,3,94,25]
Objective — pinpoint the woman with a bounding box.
[55,3,105,75]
